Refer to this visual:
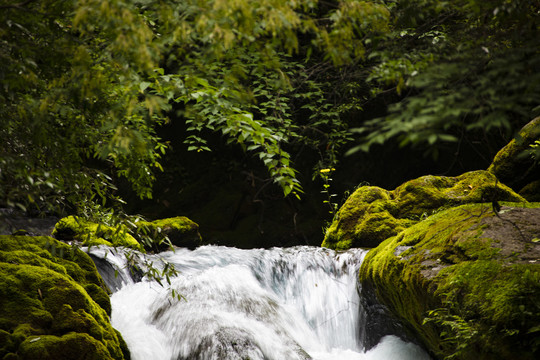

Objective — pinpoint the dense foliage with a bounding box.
[1,0,538,215]
[0,0,389,214]
[350,0,540,156]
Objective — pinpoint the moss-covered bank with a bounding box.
[359,203,540,360]
[0,235,130,360]
[322,170,524,250]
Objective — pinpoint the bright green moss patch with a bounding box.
[135,216,202,250]
[0,235,129,360]
[424,261,540,360]
[359,203,540,360]
[0,236,105,287]
[53,216,141,250]
[53,215,202,252]
[323,170,524,249]
[322,185,414,249]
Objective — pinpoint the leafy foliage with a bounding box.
[0,0,390,213]
[2,0,538,217]
[349,0,540,155]
[0,0,165,212]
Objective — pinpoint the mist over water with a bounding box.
[91,245,430,360]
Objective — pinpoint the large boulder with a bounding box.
[488,117,540,200]
[322,170,524,249]
[0,235,130,360]
[358,203,540,360]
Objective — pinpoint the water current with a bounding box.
[88,245,431,360]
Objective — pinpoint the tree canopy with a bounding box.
[350,0,540,156]
[1,0,538,216]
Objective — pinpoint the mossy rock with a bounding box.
[53,216,141,250]
[322,170,525,249]
[519,179,540,202]
[488,117,540,197]
[0,235,130,360]
[322,186,412,249]
[358,203,540,360]
[135,216,202,250]
[53,215,202,252]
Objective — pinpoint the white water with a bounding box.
[91,245,431,360]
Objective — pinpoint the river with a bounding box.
[88,245,431,360]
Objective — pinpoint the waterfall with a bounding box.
[88,245,431,360]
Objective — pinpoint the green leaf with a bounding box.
[139,81,151,92]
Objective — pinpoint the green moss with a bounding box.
[323,170,525,250]
[84,283,112,316]
[355,211,408,247]
[488,117,540,194]
[321,185,412,249]
[359,203,540,360]
[427,261,540,360]
[18,333,113,360]
[53,216,141,250]
[135,216,202,250]
[52,304,105,341]
[0,235,129,360]
[393,175,453,217]
[0,249,67,276]
[519,180,540,202]
[0,236,106,289]
[488,117,540,174]
[53,215,202,252]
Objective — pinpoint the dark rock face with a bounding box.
[358,281,418,352]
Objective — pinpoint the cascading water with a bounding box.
[88,245,431,360]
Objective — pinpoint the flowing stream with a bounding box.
[89,245,431,360]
